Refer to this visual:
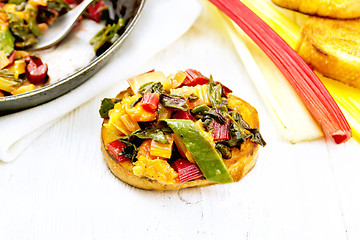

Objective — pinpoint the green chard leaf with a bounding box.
[130,128,168,144]
[117,140,137,162]
[138,81,163,95]
[90,18,125,54]
[90,25,111,53]
[47,0,71,15]
[0,29,15,56]
[198,107,226,124]
[8,0,26,5]
[226,112,266,147]
[208,75,223,108]
[160,94,189,111]
[127,122,173,144]
[216,143,232,159]
[129,82,164,108]
[25,3,42,36]
[7,13,38,48]
[191,104,210,114]
[99,98,121,118]
[237,114,266,147]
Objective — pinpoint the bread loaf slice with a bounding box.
[271,0,360,19]
[297,16,360,89]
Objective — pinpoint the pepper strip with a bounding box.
[164,119,233,184]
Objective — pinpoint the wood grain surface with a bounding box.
[1,1,359,239]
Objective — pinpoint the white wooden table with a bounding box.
[1,2,359,239]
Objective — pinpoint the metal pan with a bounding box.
[0,0,145,114]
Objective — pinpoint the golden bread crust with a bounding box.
[297,17,360,89]
[271,0,360,19]
[101,91,260,190]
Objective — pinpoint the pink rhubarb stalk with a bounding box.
[140,93,160,113]
[209,0,351,143]
[172,158,204,183]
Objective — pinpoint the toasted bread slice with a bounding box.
[296,17,360,89]
[101,89,260,190]
[271,0,360,19]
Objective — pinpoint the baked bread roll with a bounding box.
[271,0,360,19]
[297,17,360,89]
[100,69,265,190]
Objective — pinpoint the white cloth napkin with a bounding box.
[0,0,202,162]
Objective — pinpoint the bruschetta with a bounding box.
[100,69,265,190]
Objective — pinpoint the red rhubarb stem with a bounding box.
[213,119,230,141]
[140,93,160,113]
[171,158,204,183]
[105,140,130,163]
[209,0,351,143]
[173,109,195,121]
[183,69,210,86]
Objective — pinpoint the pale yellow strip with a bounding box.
[203,0,323,143]
[319,74,360,141]
[208,0,360,143]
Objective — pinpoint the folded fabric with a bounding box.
[0,0,201,162]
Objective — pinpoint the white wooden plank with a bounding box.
[0,1,356,239]
[326,139,360,240]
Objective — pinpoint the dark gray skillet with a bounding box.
[0,0,145,115]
